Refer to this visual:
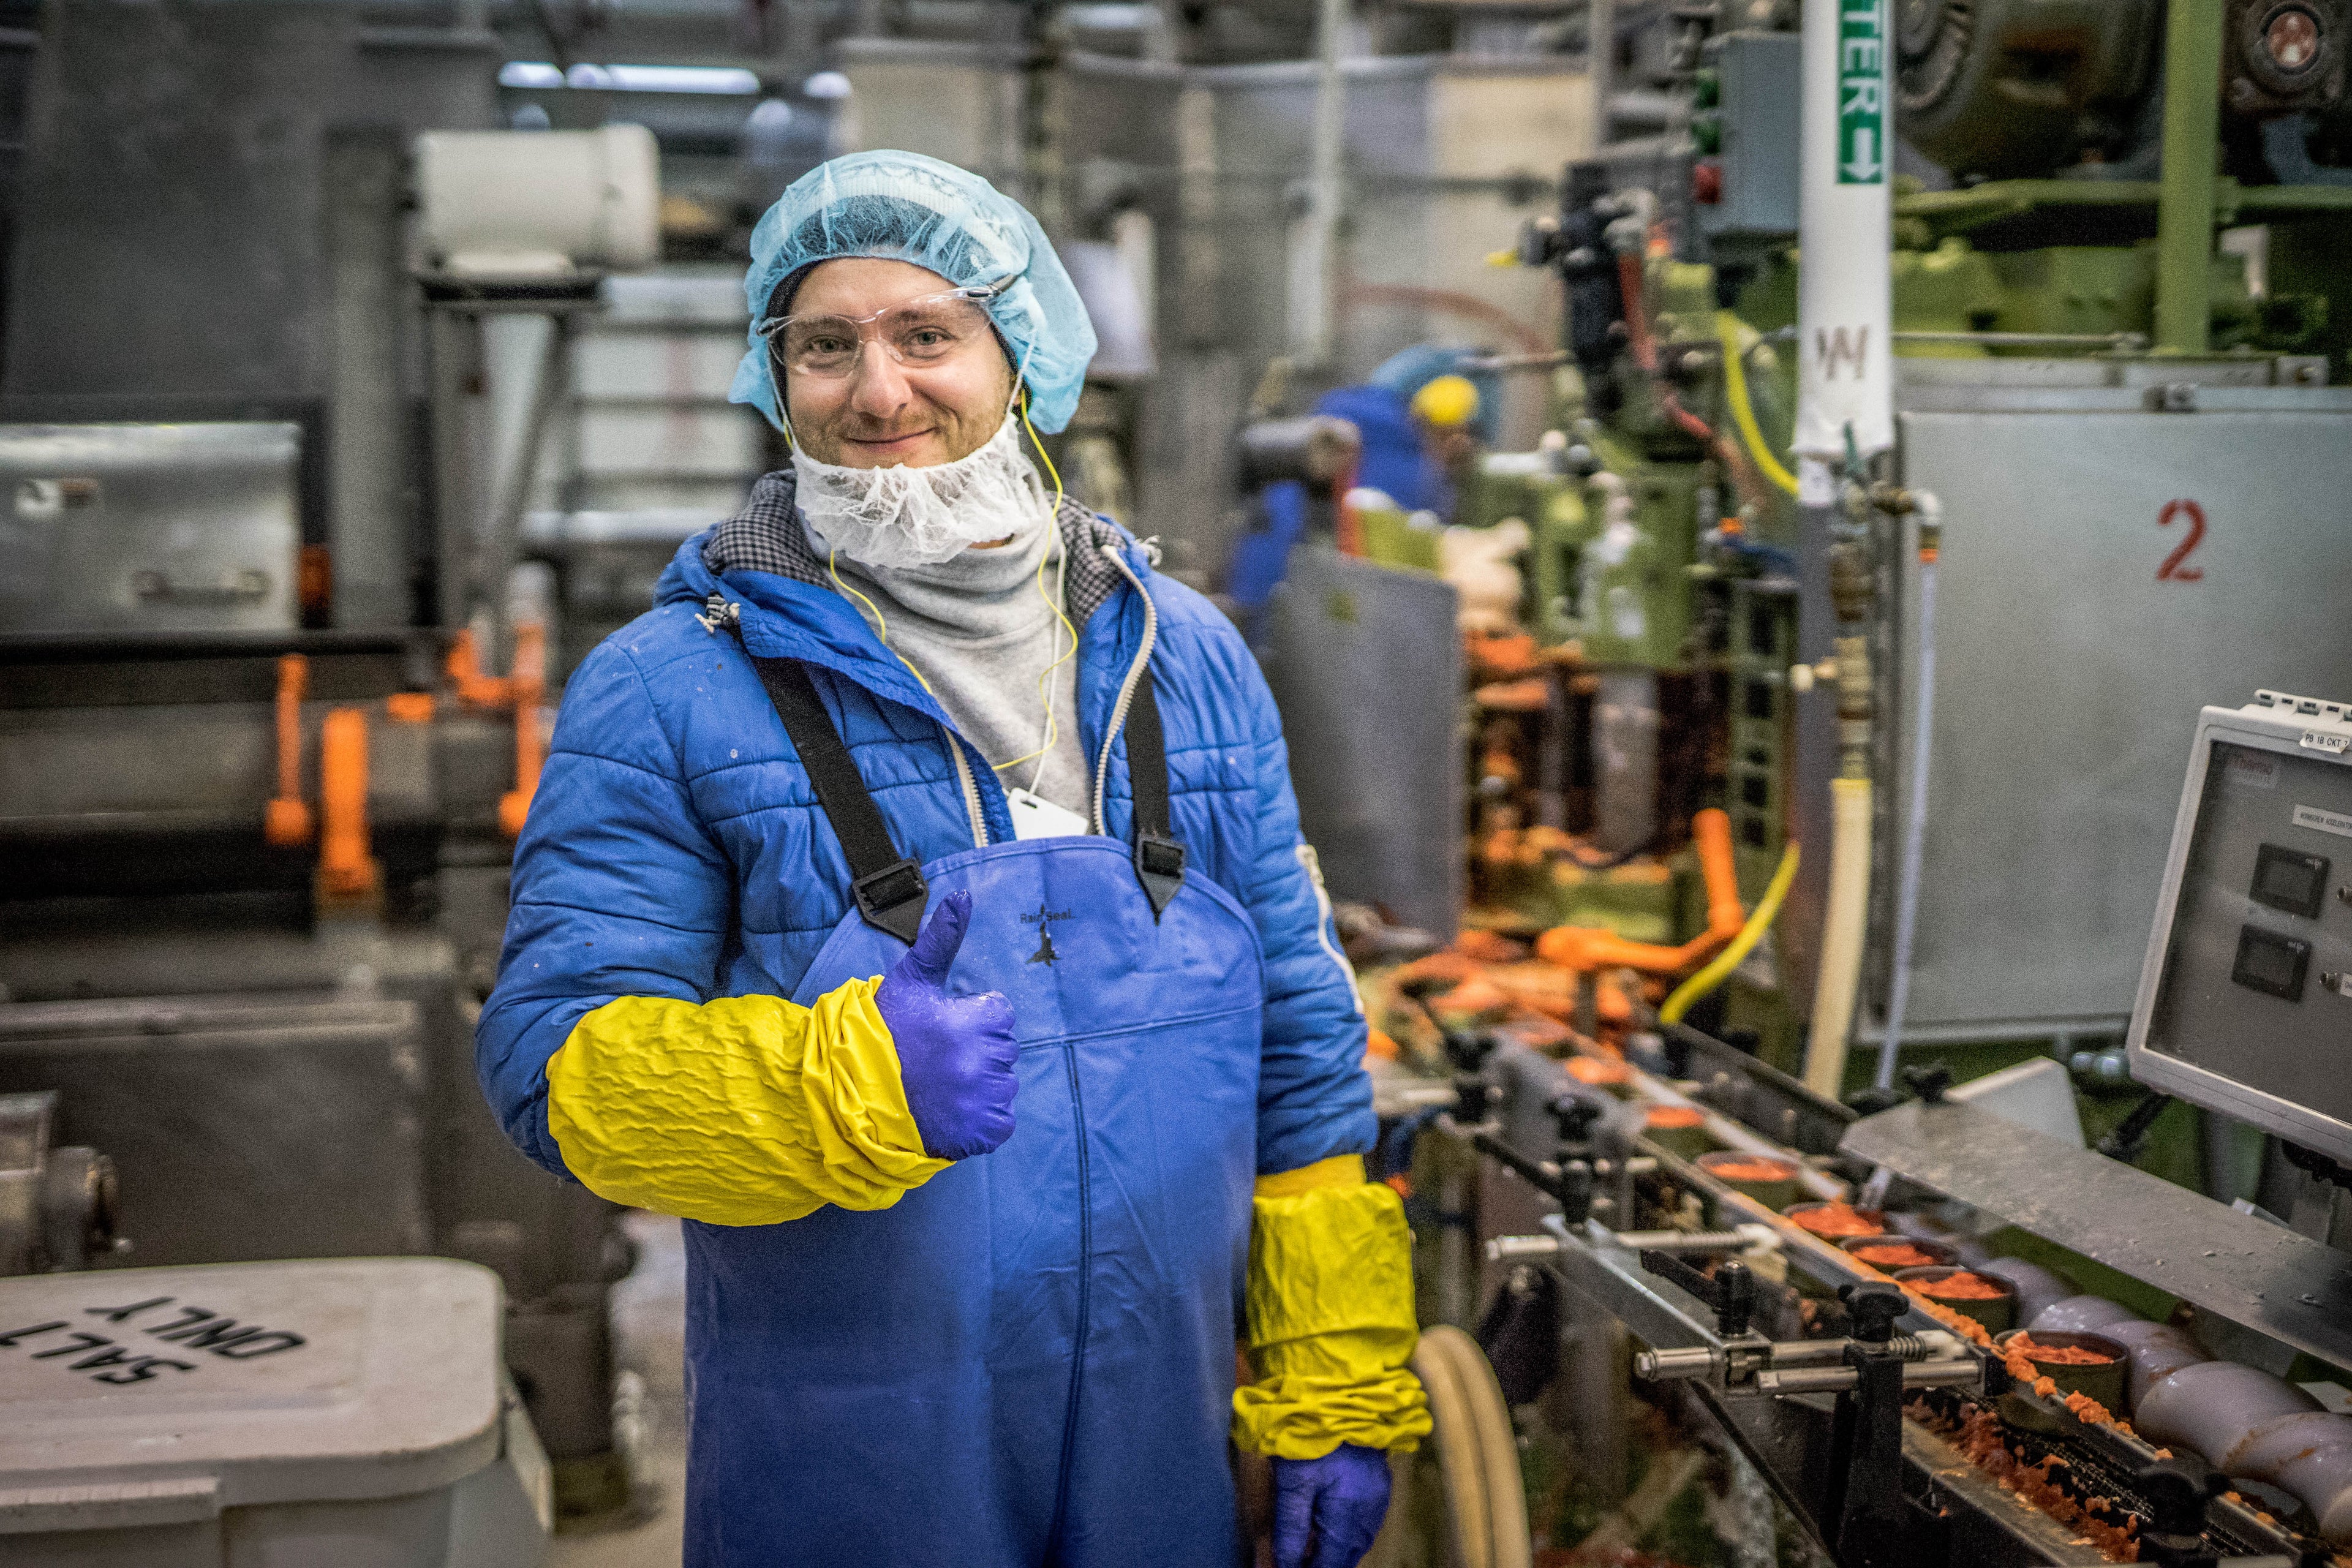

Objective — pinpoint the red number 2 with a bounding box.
[2158,499,2206,581]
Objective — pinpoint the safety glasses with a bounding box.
[756,274,1015,380]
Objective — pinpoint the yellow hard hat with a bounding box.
[1410,373,1480,429]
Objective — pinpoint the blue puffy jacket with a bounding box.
[477,479,1374,1186]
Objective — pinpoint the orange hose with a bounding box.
[1692,807,1743,944]
[497,622,547,838]
[1533,809,1747,976]
[317,707,379,900]
[264,654,314,847]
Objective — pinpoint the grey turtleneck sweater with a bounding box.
[807,508,1092,818]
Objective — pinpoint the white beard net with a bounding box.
[791,416,1049,570]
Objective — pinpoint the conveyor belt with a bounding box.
[1591,1041,2331,1562]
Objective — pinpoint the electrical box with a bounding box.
[2127,690,2352,1162]
[1698,32,1801,246]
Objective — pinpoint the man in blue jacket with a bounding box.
[477,151,1428,1568]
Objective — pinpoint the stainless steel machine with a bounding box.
[0,9,668,1526]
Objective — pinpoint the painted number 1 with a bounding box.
[2158,499,2206,581]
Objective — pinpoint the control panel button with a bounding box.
[2233,924,2312,1000]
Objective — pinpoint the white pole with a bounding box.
[1793,0,1893,462]
[1796,0,1894,1101]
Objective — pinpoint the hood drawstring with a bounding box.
[696,592,741,635]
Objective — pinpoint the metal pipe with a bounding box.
[1295,0,1346,367]
[1890,330,2149,349]
[1752,1359,1978,1394]
[1607,1227,1779,1253]
[1875,492,1942,1090]
[2155,0,2225,353]
[1589,0,1616,151]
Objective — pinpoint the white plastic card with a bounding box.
[1007,787,1089,841]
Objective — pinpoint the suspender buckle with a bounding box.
[853,858,930,946]
[1133,832,1186,919]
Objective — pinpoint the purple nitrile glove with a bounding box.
[1272,1444,1392,1568]
[874,890,1018,1161]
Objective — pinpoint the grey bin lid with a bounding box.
[0,1258,504,1534]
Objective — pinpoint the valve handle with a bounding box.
[2133,1458,2227,1566]
[1641,1250,1755,1339]
[1901,1062,1953,1104]
[1396,976,1498,1075]
[2135,1458,2225,1535]
[1548,1093,1605,1145]
[1838,1282,1906,1346]
[1556,1159,1594,1226]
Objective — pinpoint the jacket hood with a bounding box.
[651,472,1157,729]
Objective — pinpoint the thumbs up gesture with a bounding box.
[875,890,1019,1160]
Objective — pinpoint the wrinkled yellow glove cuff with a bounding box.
[1232,1167,1431,1460]
[547,981,949,1226]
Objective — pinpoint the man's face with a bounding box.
[778,257,1017,469]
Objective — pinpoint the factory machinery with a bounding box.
[1277,0,2352,1080]
[0,19,671,1547]
[1352,692,2352,1567]
[3,0,2352,1562]
[1246,0,2352,1563]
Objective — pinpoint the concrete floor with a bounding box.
[548,1212,689,1568]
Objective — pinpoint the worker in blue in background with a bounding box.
[476,151,1429,1567]
[1226,344,1496,629]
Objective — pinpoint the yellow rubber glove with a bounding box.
[546,979,949,1226]
[1232,1155,1433,1459]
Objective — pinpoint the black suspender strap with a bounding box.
[1123,664,1188,919]
[728,619,1185,930]
[732,631,929,945]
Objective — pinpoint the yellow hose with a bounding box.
[1714,311,1800,498]
[1659,840,1801,1025]
[1803,778,1875,1099]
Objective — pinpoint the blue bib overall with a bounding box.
[684,644,1266,1567]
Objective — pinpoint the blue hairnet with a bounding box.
[728,151,1099,435]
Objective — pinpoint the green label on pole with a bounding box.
[1837,0,1886,184]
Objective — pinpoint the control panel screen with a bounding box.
[2253,843,2330,919]
[2232,924,2310,1000]
[2146,741,2352,1126]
